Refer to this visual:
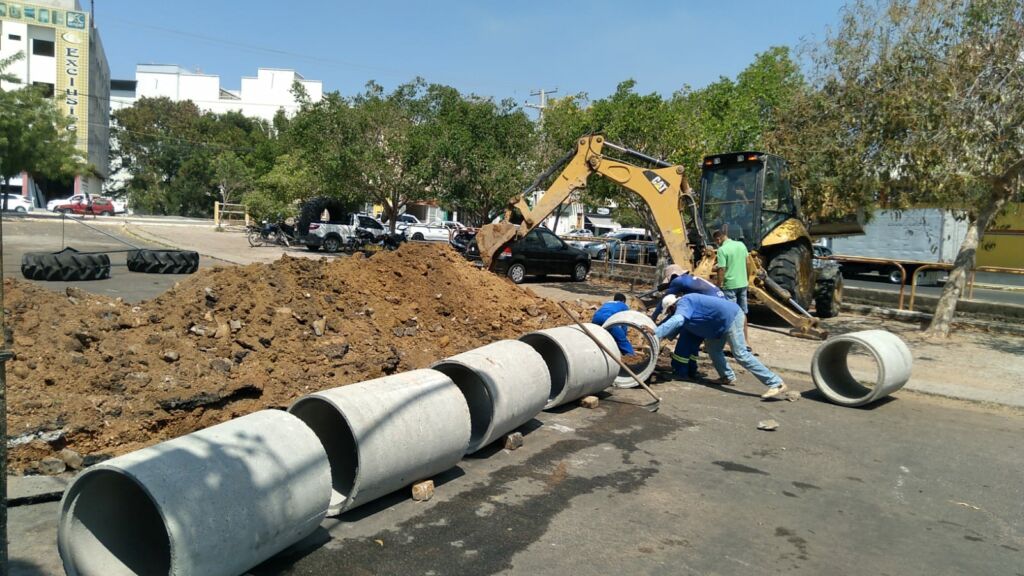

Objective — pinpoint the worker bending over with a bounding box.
[592,293,635,355]
[654,293,788,400]
[652,264,725,380]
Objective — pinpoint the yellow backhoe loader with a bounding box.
[476,135,838,339]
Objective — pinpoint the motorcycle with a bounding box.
[352,228,406,255]
[247,219,298,248]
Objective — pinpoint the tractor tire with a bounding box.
[766,243,813,310]
[297,196,358,238]
[127,249,200,274]
[21,248,111,281]
[815,267,844,318]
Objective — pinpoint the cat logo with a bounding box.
[643,170,670,194]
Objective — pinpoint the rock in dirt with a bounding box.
[38,457,67,475]
[163,350,180,363]
[313,318,327,337]
[58,448,85,470]
[757,419,780,431]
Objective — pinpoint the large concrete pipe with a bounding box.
[288,369,471,516]
[811,329,913,407]
[519,323,620,409]
[432,340,550,454]
[57,410,331,576]
[601,310,659,388]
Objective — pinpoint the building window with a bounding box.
[32,82,55,98]
[32,39,55,57]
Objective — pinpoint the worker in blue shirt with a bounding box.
[652,264,725,380]
[653,293,788,400]
[592,293,635,355]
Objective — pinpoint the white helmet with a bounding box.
[661,294,679,310]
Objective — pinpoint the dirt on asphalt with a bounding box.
[4,243,591,473]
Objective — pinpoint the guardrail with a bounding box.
[821,256,908,309]
[214,202,249,229]
[967,266,1024,299]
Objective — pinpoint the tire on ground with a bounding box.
[21,248,111,281]
[814,267,843,318]
[127,249,200,274]
[766,242,813,309]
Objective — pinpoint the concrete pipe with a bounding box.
[811,329,913,407]
[288,369,471,516]
[57,410,331,576]
[601,310,659,388]
[432,340,550,454]
[519,323,621,409]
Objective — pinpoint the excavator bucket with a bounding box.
[475,222,520,269]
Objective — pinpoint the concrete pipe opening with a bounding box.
[811,330,913,407]
[433,340,549,454]
[519,333,569,405]
[59,469,170,576]
[289,397,359,513]
[289,370,471,515]
[601,310,659,388]
[431,362,494,450]
[519,324,619,409]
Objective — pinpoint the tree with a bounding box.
[0,52,85,207]
[212,151,253,205]
[422,85,537,226]
[772,0,1024,336]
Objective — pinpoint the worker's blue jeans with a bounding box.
[704,314,783,388]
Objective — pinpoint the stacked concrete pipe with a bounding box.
[433,339,550,454]
[288,369,471,516]
[519,323,621,409]
[601,310,659,388]
[811,329,913,407]
[57,410,331,576]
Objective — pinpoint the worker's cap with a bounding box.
[662,264,686,284]
[661,294,679,310]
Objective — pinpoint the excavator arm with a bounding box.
[477,135,701,269]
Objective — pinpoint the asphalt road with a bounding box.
[845,274,1024,307]
[1,216,218,302]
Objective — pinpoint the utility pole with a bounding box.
[525,88,558,121]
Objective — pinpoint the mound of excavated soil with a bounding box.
[4,244,588,473]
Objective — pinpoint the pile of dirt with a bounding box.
[4,243,589,473]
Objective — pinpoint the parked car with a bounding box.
[53,197,116,216]
[465,227,590,284]
[406,220,465,242]
[48,194,85,212]
[304,212,390,252]
[2,193,34,213]
[583,229,658,265]
[384,213,421,231]
[355,213,386,240]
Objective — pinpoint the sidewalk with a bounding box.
[123,222,318,265]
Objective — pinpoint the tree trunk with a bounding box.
[925,191,1009,337]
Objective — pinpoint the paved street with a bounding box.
[845,275,1024,307]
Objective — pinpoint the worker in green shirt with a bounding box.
[713,228,752,348]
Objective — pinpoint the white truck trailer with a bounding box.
[824,209,968,285]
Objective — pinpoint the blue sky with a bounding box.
[96,0,848,109]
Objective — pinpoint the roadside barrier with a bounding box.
[433,340,550,454]
[601,310,660,388]
[57,410,330,576]
[288,370,471,516]
[811,329,913,407]
[520,324,620,409]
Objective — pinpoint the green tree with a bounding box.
[0,52,85,208]
[771,0,1024,336]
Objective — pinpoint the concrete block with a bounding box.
[411,480,434,502]
[580,396,600,409]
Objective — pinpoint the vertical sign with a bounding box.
[1,2,91,153]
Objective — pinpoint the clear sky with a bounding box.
[95,0,848,109]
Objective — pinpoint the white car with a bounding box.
[405,220,464,242]
[48,194,85,212]
[2,194,34,213]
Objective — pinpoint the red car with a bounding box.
[54,197,116,216]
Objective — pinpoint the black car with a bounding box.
[466,227,590,284]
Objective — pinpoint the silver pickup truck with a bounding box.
[304,213,386,253]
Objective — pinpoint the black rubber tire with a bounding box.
[507,262,527,284]
[767,243,813,309]
[127,249,199,274]
[596,249,608,260]
[15,206,26,213]
[247,229,264,247]
[412,233,425,241]
[815,268,843,318]
[572,262,589,282]
[21,248,111,281]
[323,236,342,253]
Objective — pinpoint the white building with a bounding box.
[110,64,323,121]
[0,0,110,203]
